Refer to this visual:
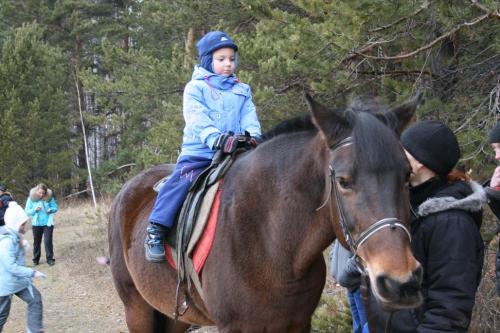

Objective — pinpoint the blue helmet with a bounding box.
[196,31,238,73]
[196,31,238,57]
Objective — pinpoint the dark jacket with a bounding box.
[373,178,486,333]
[0,193,13,226]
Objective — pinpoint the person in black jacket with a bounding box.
[0,184,14,227]
[371,120,486,333]
[484,123,500,296]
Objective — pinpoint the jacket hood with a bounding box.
[417,180,487,217]
[191,65,239,90]
[29,187,53,201]
[4,202,29,232]
[0,224,18,239]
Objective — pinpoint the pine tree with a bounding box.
[0,23,73,197]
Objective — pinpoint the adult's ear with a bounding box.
[390,92,424,136]
[305,93,350,146]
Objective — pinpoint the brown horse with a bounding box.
[109,94,423,333]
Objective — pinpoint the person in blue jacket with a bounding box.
[0,201,46,332]
[145,31,262,262]
[330,240,369,333]
[25,184,58,266]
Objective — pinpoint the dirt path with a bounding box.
[4,202,128,333]
[2,201,338,333]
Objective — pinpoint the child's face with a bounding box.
[212,47,236,77]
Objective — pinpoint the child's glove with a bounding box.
[214,133,239,154]
[33,271,47,279]
[244,131,263,148]
[22,239,30,251]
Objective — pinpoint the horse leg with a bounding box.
[123,293,156,333]
[121,291,190,333]
[153,310,191,333]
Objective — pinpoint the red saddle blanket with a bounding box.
[164,186,222,273]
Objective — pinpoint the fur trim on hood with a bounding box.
[417,181,487,217]
[29,187,53,202]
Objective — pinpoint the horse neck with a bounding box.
[272,134,337,277]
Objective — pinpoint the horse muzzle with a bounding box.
[372,265,423,310]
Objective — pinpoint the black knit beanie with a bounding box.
[488,123,500,144]
[401,120,460,176]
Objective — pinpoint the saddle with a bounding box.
[153,150,234,297]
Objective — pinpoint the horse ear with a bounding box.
[305,93,349,145]
[390,92,423,136]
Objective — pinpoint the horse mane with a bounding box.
[262,97,405,172]
[346,98,405,173]
[263,114,316,141]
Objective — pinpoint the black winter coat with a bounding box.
[372,178,485,333]
[0,193,13,226]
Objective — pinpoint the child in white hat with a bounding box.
[0,202,46,332]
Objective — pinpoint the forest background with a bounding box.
[0,0,499,199]
[0,0,499,331]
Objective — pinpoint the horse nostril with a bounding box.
[400,278,421,297]
[413,266,423,285]
[376,275,397,296]
[376,273,422,298]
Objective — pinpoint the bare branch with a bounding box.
[350,12,492,61]
[471,0,500,19]
[369,0,430,33]
[356,69,434,77]
[341,38,397,64]
[106,163,137,176]
[62,189,90,200]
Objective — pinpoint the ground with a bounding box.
[3,200,498,332]
[4,200,129,333]
[3,199,341,333]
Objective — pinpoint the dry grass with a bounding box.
[3,199,498,332]
[470,238,500,333]
[4,199,128,333]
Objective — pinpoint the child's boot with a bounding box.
[145,223,168,262]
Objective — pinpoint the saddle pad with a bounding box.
[165,185,222,273]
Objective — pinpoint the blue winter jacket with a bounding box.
[25,188,58,227]
[180,65,261,159]
[0,226,34,296]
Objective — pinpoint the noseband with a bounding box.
[320,136,411,266]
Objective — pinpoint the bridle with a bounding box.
[318,136,412,269]
[319,135,410,333]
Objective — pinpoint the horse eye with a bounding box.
[405,170,411,187]
[337,177,352,189]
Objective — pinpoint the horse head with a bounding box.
[306,93,423,310]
